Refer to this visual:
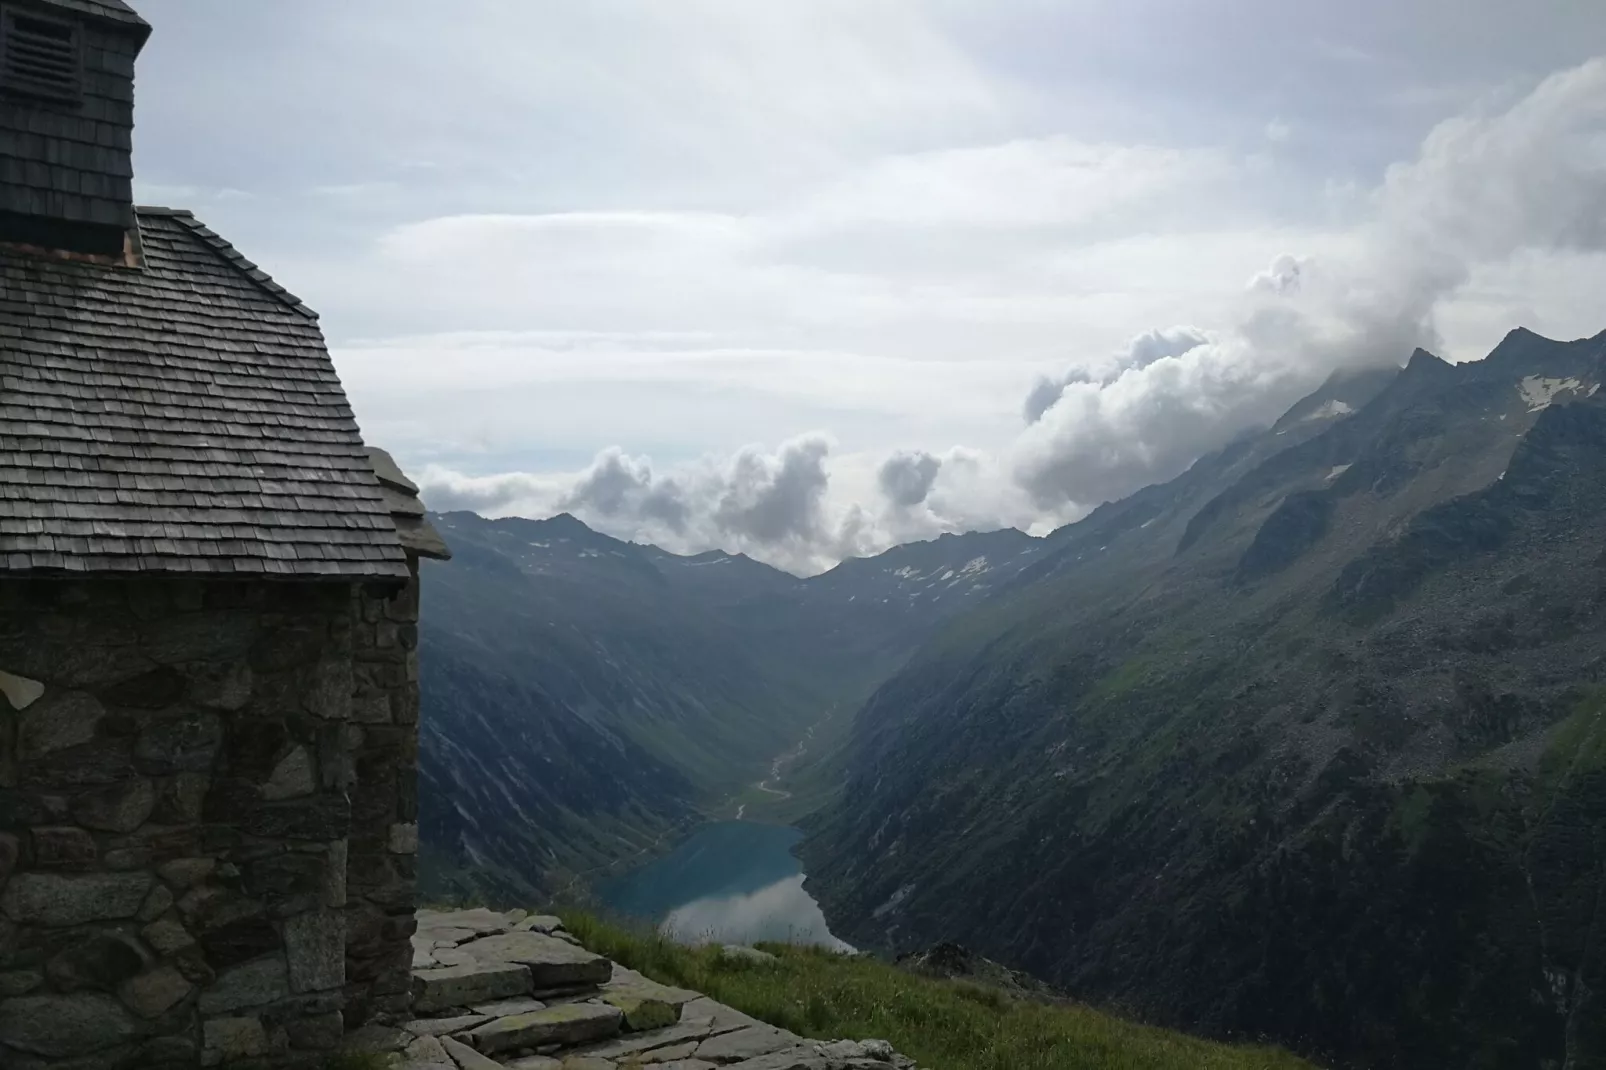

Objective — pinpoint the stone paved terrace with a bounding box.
[346,908,925,1070]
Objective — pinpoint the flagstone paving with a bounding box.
[384,909,925,1070]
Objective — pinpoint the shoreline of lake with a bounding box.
[598,819,853,951]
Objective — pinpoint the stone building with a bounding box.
[0,0,448,1064]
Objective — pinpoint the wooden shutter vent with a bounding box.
[0,7,81,103]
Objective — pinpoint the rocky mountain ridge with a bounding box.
[797,326,1606,1069]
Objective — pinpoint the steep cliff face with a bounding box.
[799,329,1606,1069]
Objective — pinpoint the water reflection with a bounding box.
[663,873,854,952]
[599,821,852,951]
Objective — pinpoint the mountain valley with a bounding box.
[417,327,1606,1069]
[415,508,1051,904]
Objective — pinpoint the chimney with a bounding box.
[0,0,150,259]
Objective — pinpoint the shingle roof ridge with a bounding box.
[135,205,320,322]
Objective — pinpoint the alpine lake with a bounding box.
[599,821,853,951]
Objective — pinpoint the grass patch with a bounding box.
[1538,686,1606,791]
[560,912,1319,1070]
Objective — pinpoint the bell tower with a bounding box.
[0,0,150,258]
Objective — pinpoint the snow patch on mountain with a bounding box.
[1518,375,1586,412]
[1303,399,1354,422]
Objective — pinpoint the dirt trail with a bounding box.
[738,705,838,818]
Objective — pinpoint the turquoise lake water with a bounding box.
[599,821,852,950]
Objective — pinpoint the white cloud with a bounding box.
[878,450,943,508]
[373,56,1606,564]
[1011,56,1606,513]
[790,137,1236,231]
[419,435,863,575]
[129,0,1606,570]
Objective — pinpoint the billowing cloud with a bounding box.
[411,475,530,516]
[561,448,691,533]
[877,450,942,508]
[1013,57,1606,512]
[1248,253,1307,295]
[713,436,832,546]
[418,435,854,574]
[1023,326,1209,423]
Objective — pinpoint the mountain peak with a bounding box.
[540,511,593,535]
[1485,325,1570,368]
[1403,347,1453,376]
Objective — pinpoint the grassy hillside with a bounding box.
[559,912,1319,1070]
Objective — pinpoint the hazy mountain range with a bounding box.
[418,326,1606,1069]
[415,506,1047,904]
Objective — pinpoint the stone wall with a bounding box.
[0,576,402,1068]
[344,560,422,1028]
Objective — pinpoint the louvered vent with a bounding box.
[0,7,81,103]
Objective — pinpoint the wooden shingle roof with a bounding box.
[0,207,410,578]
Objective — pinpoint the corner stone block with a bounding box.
[0,871,153,926]
[286,909,345,994]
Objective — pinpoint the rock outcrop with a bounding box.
[365,908,925,1070]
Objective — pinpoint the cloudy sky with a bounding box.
[130,1,1606,573]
